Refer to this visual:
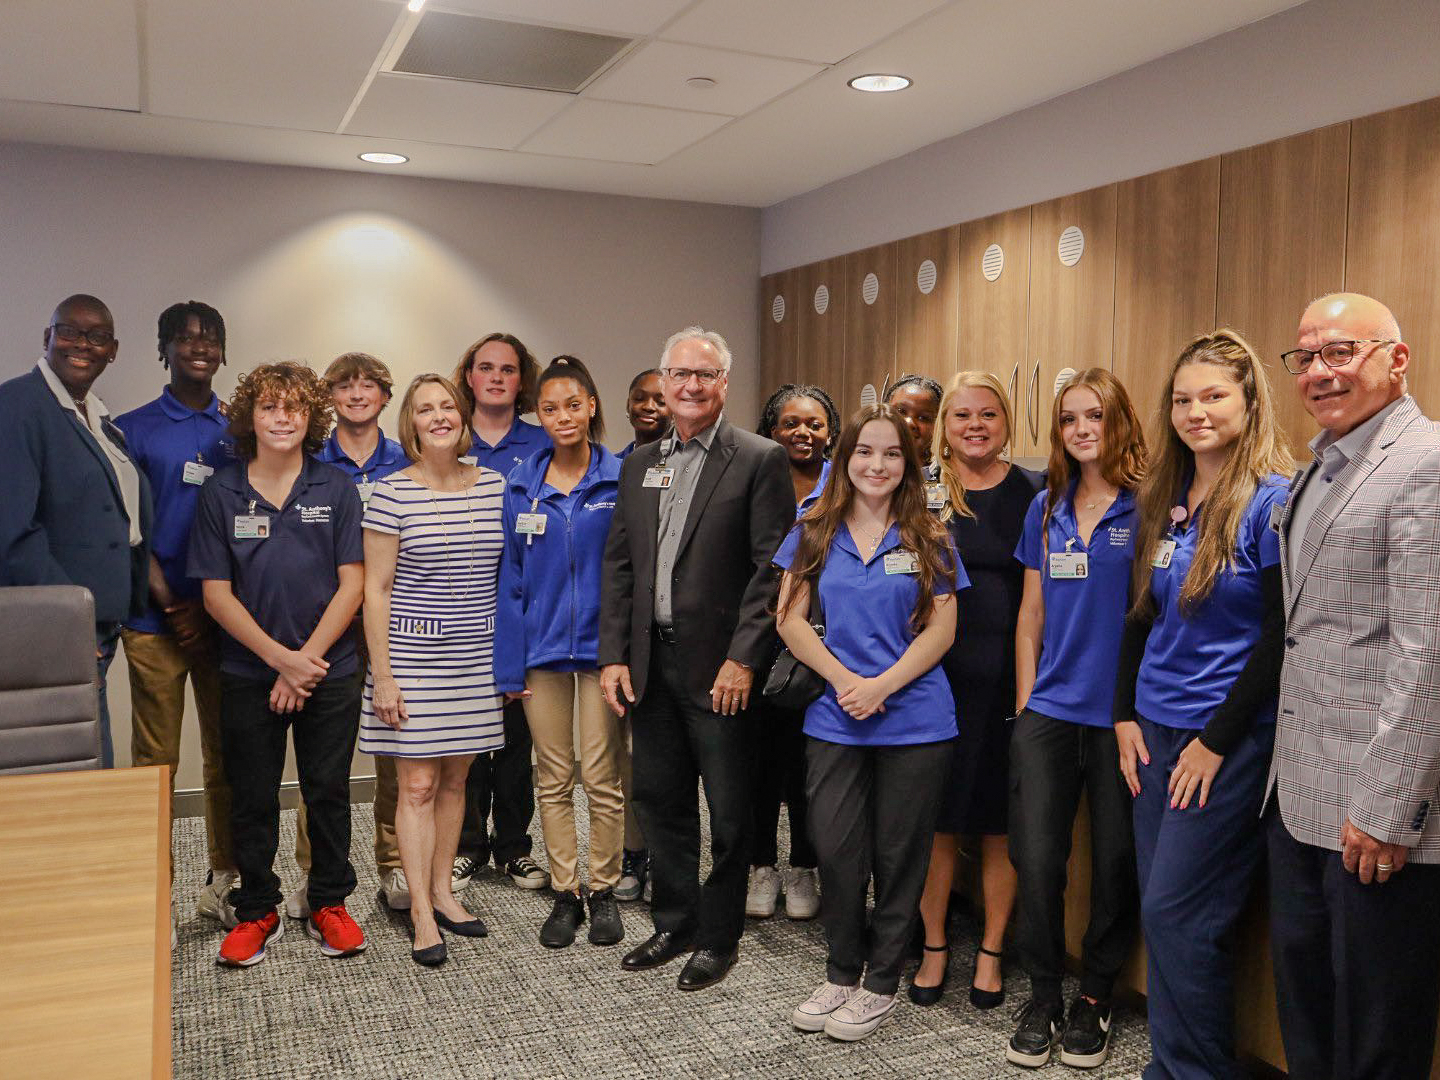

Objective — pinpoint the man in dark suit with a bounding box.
[600,326,792,990]
[0,294,152,767]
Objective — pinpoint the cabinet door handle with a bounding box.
[1007,362,1019,416]
[1029,360,1042,443]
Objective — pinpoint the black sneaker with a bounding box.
[1059,996,1112,1068]
[539,891,585,949]
[506,855,551,890]
[587,888,625,946]
[1006,998,1064,1068]
[615,849,649,902]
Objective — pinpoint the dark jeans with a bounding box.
[1008,709,1137,1007]
[1267,807,1440,1080]
[1132,716,1272,1080]
[96,623,120,768]
[749,700,816,868]
[631,642,753,951]
[459,698,535,865]
[220,672,360,922]
[806,736,952,995]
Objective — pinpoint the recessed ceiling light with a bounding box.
[406,0,426,12]
[847,74,911,93]
[358,152,409,165]
[686,77,717,90]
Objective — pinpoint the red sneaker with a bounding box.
[306,905,367,957]
[217,911,283,967]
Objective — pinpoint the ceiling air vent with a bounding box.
[394,12,632,93]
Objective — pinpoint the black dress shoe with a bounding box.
[411,939,447,967]
[435,909,489,938]
[908,942,950,1006]
[620,929,693,970]
[540,891,585,949]
[677,945,738,991]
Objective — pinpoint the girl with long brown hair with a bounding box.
[776,404,964,1042]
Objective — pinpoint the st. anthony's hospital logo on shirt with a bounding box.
[297,504,332,524]
[1106,527,1131,548]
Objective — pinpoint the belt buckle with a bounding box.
[656,625,677,645]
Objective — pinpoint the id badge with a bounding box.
[1269,500,1284,533]
[182,461,214,486]
[925,482,948,511]
[234,514,270,540]
[643,466,675,489]
[1048,551,1088,579]
[515,512,547,536]
[883,551,919,575]
[357,482,375,504]
[1152,539,1176,569]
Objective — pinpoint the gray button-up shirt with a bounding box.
[654,416,721,628]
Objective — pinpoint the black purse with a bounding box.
[762,592,827,710]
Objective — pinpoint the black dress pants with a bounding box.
[459,698,535,865]
[631,642,753,951]
[1267,808,1440,1080]
[220,672,360,922]
[749,699,816,868]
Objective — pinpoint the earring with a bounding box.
[941,442,951,459]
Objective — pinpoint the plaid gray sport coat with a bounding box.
[1270,394,1440,862]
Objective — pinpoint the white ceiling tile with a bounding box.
[585,41,822,116]
[0,1,139,110]
[519,100,729,164]
[147,0,400,132]
[345,73,571,150]
[661,0,950,63]
[418,0,693,37]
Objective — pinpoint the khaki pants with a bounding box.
[525,668,625,893]
[121,628,233,872]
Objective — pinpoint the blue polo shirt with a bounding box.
[774,522,967,746]
[796,459,831,518]
[315,428,408,492]
[1135,476,1287,731]
[188,456,364,682]
[114,387,235,634]
[1015,486,1138,728]
[464,415,551,474]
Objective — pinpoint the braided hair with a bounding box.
[157,301,226,366]
[757,384,841,456]
[885,373,943,408]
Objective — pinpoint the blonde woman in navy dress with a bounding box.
[360,374,505,966]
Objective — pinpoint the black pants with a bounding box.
[459,698,535,865]
[1008,709,1137,1008]
[631,643,753,951]
[1267,808,1440,1080]
[806,736,952,995]
[749,700,816,868]
[220,672,360,922]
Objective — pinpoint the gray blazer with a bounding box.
[1270,394,1440,862]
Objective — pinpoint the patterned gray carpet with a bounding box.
[171,797,1150,1079]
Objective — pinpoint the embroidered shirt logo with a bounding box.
[585,500,616,511]
[1107,526,1132,548]
[297,504,332,524]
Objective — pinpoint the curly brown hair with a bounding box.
[227,361,333,459]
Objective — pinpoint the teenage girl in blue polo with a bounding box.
[1114,331,1291,1080]
[1008,368,1147,1070]
[775,403,965,1043]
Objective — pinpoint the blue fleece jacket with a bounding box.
[494,443,621,692]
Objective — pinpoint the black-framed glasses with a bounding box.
[1280,339,1394,375]
[662,367,723,386]
[50,322,115,348]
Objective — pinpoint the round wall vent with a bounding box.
[916,259,937,295]
[1058,225,1085,267]
[813,284,830,315]
[1053,367,1080,396]
[771,294,785,323]
[981,243,1004,282]
[861,272,880,305]
[859,383,878,409]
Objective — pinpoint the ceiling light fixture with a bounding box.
[407,0,426,12]
[847,74,911,93]
[686,77,717,90]
[359,152,409,165]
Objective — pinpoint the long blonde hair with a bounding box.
[1131,329,1293,616]
[1042,368,1147,546]
[933,370,1014,523]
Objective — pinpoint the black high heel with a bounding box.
[970,944,1005,1009]
[907,943,951,1006]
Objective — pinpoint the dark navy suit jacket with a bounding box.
[0,367,153,624]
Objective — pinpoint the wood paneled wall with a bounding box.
[896,227,960,394]
[841,244,897,420]
[957,207,1031,398]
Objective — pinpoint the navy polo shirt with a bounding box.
[188,456,364,681]
[1015,486,1138,728]
[114,387,235,634]
[1135,476,1287,731]
[464,416,551,474]
[315,427,408,487]
[774,522,967,746]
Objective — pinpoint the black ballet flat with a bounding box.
[435,910,489,938]
[970,944,1005,1010]
[908,943,951,1006]
[411,939,447,967]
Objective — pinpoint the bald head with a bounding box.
[1303,293,1402,343]
[52,293,113,326]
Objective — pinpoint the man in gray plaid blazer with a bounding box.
[1269,293,1440,1080]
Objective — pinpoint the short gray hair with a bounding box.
[660,326,733,373]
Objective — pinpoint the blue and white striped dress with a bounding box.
[360,470,506,758]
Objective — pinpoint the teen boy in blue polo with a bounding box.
[190,361,366,968]
[115,301,237,926]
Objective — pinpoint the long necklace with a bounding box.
[419,469,478,601]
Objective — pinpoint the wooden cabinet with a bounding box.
[759,267,800,393]
[1217,123,1350,455]
[794,258,846,405]
[840,243,897,422]
[1023,184,1118,458]
[1113,159,1221,441]
[896,227,960,392]
[957,206,1032,428]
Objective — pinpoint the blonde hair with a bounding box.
[397,374,473,462]
[933,370,1014,522]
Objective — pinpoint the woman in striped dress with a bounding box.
[360,373,505,966]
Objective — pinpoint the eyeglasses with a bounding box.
[1280,339,1394,375]
[50,322,115,348]
[661,367,723,386]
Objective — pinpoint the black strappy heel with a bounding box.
[907,942,951,1006]
[970,944,1005,1009]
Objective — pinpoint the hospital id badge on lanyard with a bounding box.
[357,479,375,504]
[1049,539,1088,579]
[234,500,270,540]
[516,499,546,545]
[643,465,675,489]
[1153,506,1187,569]
[182,457,214,486]
[884,550,919,575]
[925,482,948,511]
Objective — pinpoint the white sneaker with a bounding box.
[285,876,310,919]
[823,989,897,1041]
[746,865,782,918]
[792,981,856,1032]
[379,868,411,911]
[782,867,820,920]
[196,869,240,929]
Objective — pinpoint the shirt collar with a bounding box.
[158,384,223,422]
[475,414,529,452]
[321,427,399,471]
[1308,397,1404,467]
[662,414,723,455]
[36,358,107,419]
[834,520,902,562]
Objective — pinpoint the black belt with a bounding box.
[654,624,678,645]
